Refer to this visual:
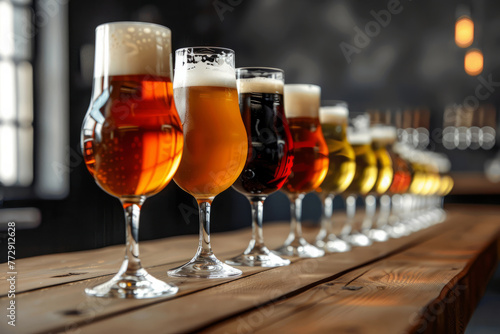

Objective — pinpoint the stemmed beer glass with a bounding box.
[341,112,378,247]
[274,84,329,258]
[81,22,183,298]
[226,67,293,267]
[314,101,356,252]
[168,47,248,278]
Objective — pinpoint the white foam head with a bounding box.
[370,125,397,144]
[173,47,236,89]
[94,22,172,78]
[237,77,283,94]
[284,84,320,118]
[347,128,372,145]
[319,105,348,124]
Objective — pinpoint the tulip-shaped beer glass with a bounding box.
[227,67,293,267]
[275,84,329,258]
[314,101,356,252]
[168,47,248,278]
[81,22,183,298]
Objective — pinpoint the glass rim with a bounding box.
[321,100,348,107]
[236,67,283,73]
[175,46,235,54]
[95,21,171,33]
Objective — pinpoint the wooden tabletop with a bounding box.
[1,204,499,333]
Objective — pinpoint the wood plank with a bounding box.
[37,220,455,334]
[198,212,500,334]
[0,223,293,294]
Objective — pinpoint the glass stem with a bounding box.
[286,194,305,242]
[250,199,265,248]
[361,195,376,231]
[197,199,214,257]
[341,195,356,236]
[121,197,146,275]
[322,194,334,237]
[377,194,391,228]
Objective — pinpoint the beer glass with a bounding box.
[363,124,395,242]
[314,101,355,252]
[274,84,329,258]
[81,22,183,298]
[168,47,248,278]
[341,112,377,247]
[226,67,293,267]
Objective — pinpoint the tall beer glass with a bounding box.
[168,47,248,278]
[227,68,293,267]
[341,112,378,247]
[314,101,355,252]
[81,22,183,298]
[274,84,329,258]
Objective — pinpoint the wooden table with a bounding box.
[1,205,499,333]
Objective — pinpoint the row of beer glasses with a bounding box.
[81,22,452,299]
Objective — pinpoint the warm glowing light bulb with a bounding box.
[464,49,483,76]
[455,16,474,48]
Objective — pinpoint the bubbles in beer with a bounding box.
[237,77,284,94]
[284,84,321,118]
[173,47,236,89]
[94,22,172,78]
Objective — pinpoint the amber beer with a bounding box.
[388,143,412,195]
[282,85,329,194]
[344,131,377,196]
[173,72,248,199]
[80,22,183,298]
[317,104,356,195]
[82,26,183,199]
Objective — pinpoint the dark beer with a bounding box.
[232,89,293,197]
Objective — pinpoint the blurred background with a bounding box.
[0,0,499,258]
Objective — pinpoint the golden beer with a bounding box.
[173,85,248,199]
[344,142,378,196]
[316,106,356,195]
[370,126,395,195]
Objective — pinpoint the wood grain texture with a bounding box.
[202,212,500,334]
[0,206,498,334]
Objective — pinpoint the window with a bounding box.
[0,0,34,187]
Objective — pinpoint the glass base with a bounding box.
[366,228,390,242]
[315,235,351,253]
[343,232,373,247]
[168,253,242,278]
[85,268,178,299]
[226,245,290,267]
[274,237,325,258]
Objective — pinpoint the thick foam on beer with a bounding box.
[237,78,283,94]
[284,84,321,118]
[347,128,371,145]
[173,49,236,89]
[319,105,348,124]
[94,22,172,78]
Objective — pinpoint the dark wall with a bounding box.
[3,0,500,260]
